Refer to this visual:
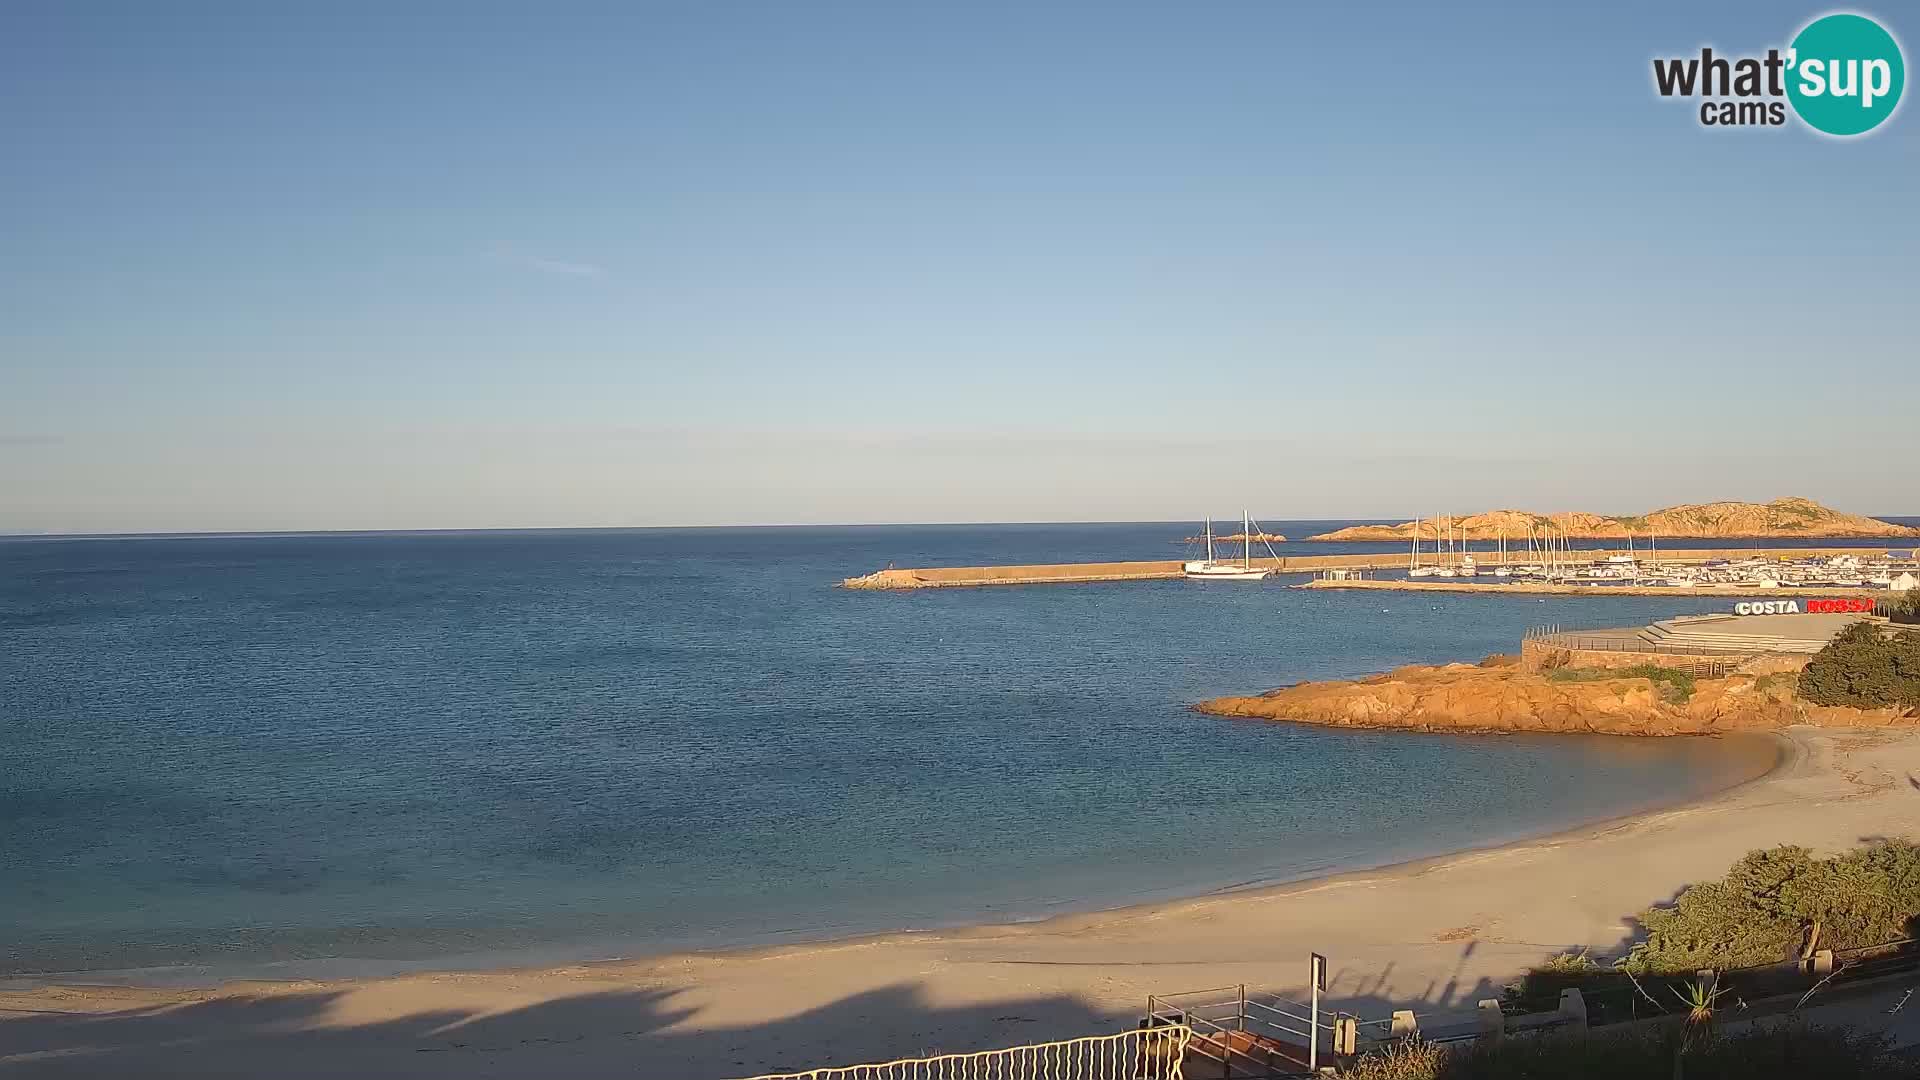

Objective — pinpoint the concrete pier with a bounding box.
[839,548,1896,590]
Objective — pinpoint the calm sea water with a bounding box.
[4,521,1910,982]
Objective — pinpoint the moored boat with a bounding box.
[1184,511,1276,581]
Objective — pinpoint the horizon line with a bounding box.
[6,511,1920,543]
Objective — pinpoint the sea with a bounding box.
[4,521,1915,984]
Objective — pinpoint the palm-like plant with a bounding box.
[1667,976,1729,1080]
[1672,977,1726,1030]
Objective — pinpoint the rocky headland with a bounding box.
[1308,497,1918,542]
[1196,655,1917,737]
[1178,531,1287,544]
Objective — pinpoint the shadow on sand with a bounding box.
[0,980,1128,1080]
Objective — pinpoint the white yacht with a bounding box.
[1184,512,1275,581]
[1408,518,1440,577]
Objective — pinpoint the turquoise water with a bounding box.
[0,522,1869,981]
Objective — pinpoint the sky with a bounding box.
[2,1,1915,533]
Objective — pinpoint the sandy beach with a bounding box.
[4,726,1918,1079]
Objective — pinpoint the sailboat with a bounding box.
[1408,518,1441,577]
[1184,511,1275,581]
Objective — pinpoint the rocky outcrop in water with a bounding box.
[1195,656,1916,736]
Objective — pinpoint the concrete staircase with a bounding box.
[1638,614,1849,654]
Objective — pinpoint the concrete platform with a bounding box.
[1639,612,1883,654]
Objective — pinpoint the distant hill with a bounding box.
[1308,498,1920,542]
[1179,532,1287,544]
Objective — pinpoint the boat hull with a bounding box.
[1183,561,1273,581]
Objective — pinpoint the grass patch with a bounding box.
[1545,664,1696,704]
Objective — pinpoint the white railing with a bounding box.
[734,1024,1194,1080]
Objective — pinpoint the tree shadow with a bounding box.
[0,980,1120,1079]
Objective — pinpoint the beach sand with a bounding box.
[4,726,1918,1079]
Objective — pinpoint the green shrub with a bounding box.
[1797,622,1920,708]
[1894,589,1920,625]
[1504,842,1920,1015]
[1545,664,1696,704]
[1624,841,1920,973]
[1334,1024,1914,1079]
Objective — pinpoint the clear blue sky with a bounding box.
[2,1,1914,532]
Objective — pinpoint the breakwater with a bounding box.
[840,547,1887,590]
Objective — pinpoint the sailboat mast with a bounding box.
[1410,518,1419,572]
[1243,509,1251,570]
[1206,516,1215,563]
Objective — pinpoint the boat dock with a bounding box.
[1298,577,1885,599]
[839,547,1897,590]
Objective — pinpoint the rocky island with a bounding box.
[1307,497,1918,542]
[1196,655,1917,737]
[1178,531,1287,544]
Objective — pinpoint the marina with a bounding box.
[842,545,1920,592]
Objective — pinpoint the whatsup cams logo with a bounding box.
[1652,11,1905,135]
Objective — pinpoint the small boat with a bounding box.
[1185,511,1275,581]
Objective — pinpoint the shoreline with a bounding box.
[4,728,1868,1078]
[0,732,1782,995]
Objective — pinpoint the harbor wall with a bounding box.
[841,548,1895,590]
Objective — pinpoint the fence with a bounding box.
[735,1025,1194,1080]
[733,938,1920,1080]
[1523,628,1736,675]
[1442,938,1920,1034]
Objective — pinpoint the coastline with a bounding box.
[0,732,1780,993]
[7,727,1884,1079]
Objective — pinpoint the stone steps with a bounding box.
[1638,619,1832,654]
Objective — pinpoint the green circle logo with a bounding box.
[1786,13,1905,136]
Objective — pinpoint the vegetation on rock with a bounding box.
[1197,660,1819,737]
[1546,663,1696,704]
[1797,623,1920,708]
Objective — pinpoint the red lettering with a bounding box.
[1813,598,1874,613]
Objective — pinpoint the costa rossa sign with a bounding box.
[1734,598,1875,615]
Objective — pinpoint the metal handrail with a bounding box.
[1152,985,1246,1001]
[1246,990,1316,1014]
[1181,1013,1301,1077]
[1241,1000,1315,1040]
